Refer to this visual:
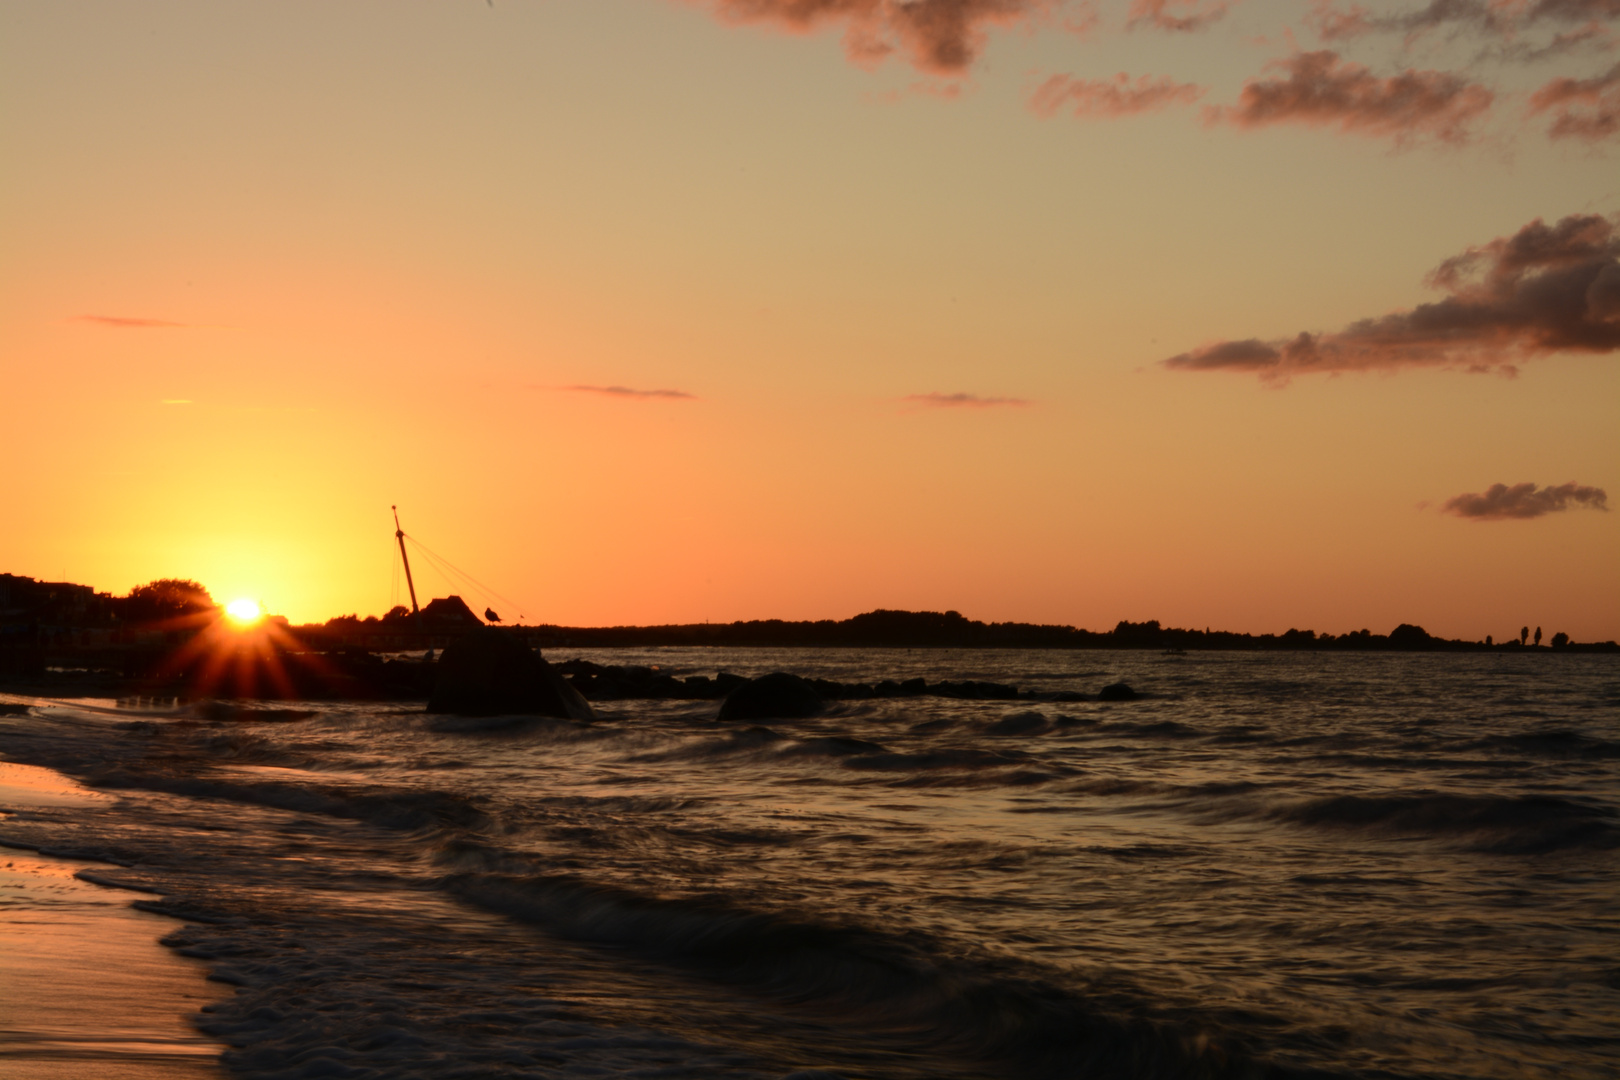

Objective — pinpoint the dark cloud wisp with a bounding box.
[1030,72,1205,117]
[903,391,1031,407]
[700,0,1058,76]
[563,385,697,400]
[1529,62,1620,141]
[74,315,187,328]
[1126,0,1233,33]
[1206,50,1494,144]
[1163,213,1620,383]
[1309,0,1620,59]
[1443,481,1609,519]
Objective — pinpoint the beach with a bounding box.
[0,760,224,1079]
[0,649,1616,1079]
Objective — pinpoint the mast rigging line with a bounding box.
[401,533,529,622]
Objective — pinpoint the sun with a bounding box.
[224,598,264,626]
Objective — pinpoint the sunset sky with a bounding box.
[3,0,1616,640]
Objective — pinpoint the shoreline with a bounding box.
[0,757,225,1079]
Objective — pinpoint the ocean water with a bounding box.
[0,648,1616,1080]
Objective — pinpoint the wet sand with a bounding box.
[0,759,225,1079]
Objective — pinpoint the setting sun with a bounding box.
[224,597,263,625]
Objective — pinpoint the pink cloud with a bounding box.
[1529,62,1620,140]
[1163,213,1620,383]
[1031,72,1206,117]
[562,385,697,400]
[73,315,186,328]
[903,391,1031,407]
[1443,481,1609,518]
[697,0,1060,75]
[1127,0,1234,32]
[1207,51,1494,144]
[1308,0,1376,41]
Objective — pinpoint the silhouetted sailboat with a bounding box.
[390,507,526,640]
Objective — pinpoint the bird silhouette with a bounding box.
[485,607,501,623]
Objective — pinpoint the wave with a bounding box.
[446,869,1314,1080]
[1470,730,1620,760]
[83,765,490,833]
[1267,792,1618,854]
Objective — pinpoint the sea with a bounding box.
[0,648,1616,1080]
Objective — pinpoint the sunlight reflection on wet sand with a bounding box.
[0,759,225,1079]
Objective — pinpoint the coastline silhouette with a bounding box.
[1,570,1612,703]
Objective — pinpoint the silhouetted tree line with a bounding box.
[5,571,1615,679]
[490,611,1617,652]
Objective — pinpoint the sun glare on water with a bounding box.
[225,598,264,625]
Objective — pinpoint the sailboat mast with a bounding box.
[392,505,421,616]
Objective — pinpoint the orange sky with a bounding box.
[2,1,1616,640]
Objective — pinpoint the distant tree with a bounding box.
[1388,624,1433,649]
[1551,632,1569,648]
[121,579,215,623]
[1485,634,1493,646]
[1534,626,1542,646]
[1520,626,1530,645]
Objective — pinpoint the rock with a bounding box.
[1098,682,1138,702]
[932,680,1020,700]
[717,672,824,722]
[427,628,594,720]
[714,671,749,694]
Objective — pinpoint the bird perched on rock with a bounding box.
[484,608,501,623]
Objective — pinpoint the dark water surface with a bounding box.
[1,649,1615,1079]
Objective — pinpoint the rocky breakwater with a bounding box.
[552,659,1025,705]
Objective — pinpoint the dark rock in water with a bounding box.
[932,680,1020,700]
[717,672,824,722]
[1051,690,1088,703]
[428,628,594,720]
[1098,682,1138,702]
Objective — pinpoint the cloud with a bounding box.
[1308,0,1619,39]
[1525,0,1620,25]
[902,391,1031,407]
[1529,62,1620,140]
[563,385,696,400]
[1492,21,1618,62]
[1163,213,1620,382]
[1031,72,1206,117]
[74,315,186,328]
[1310,0,1494,41]
[1443,481,1610,518]
[1127,0,1233,32]
[698,0,1058,76]
[1206,51,1494,144]
[1308,0,1619,62]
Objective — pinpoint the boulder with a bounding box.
[428,628,595,720]
[1098,682,1138,702]
[717,672,824,722]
